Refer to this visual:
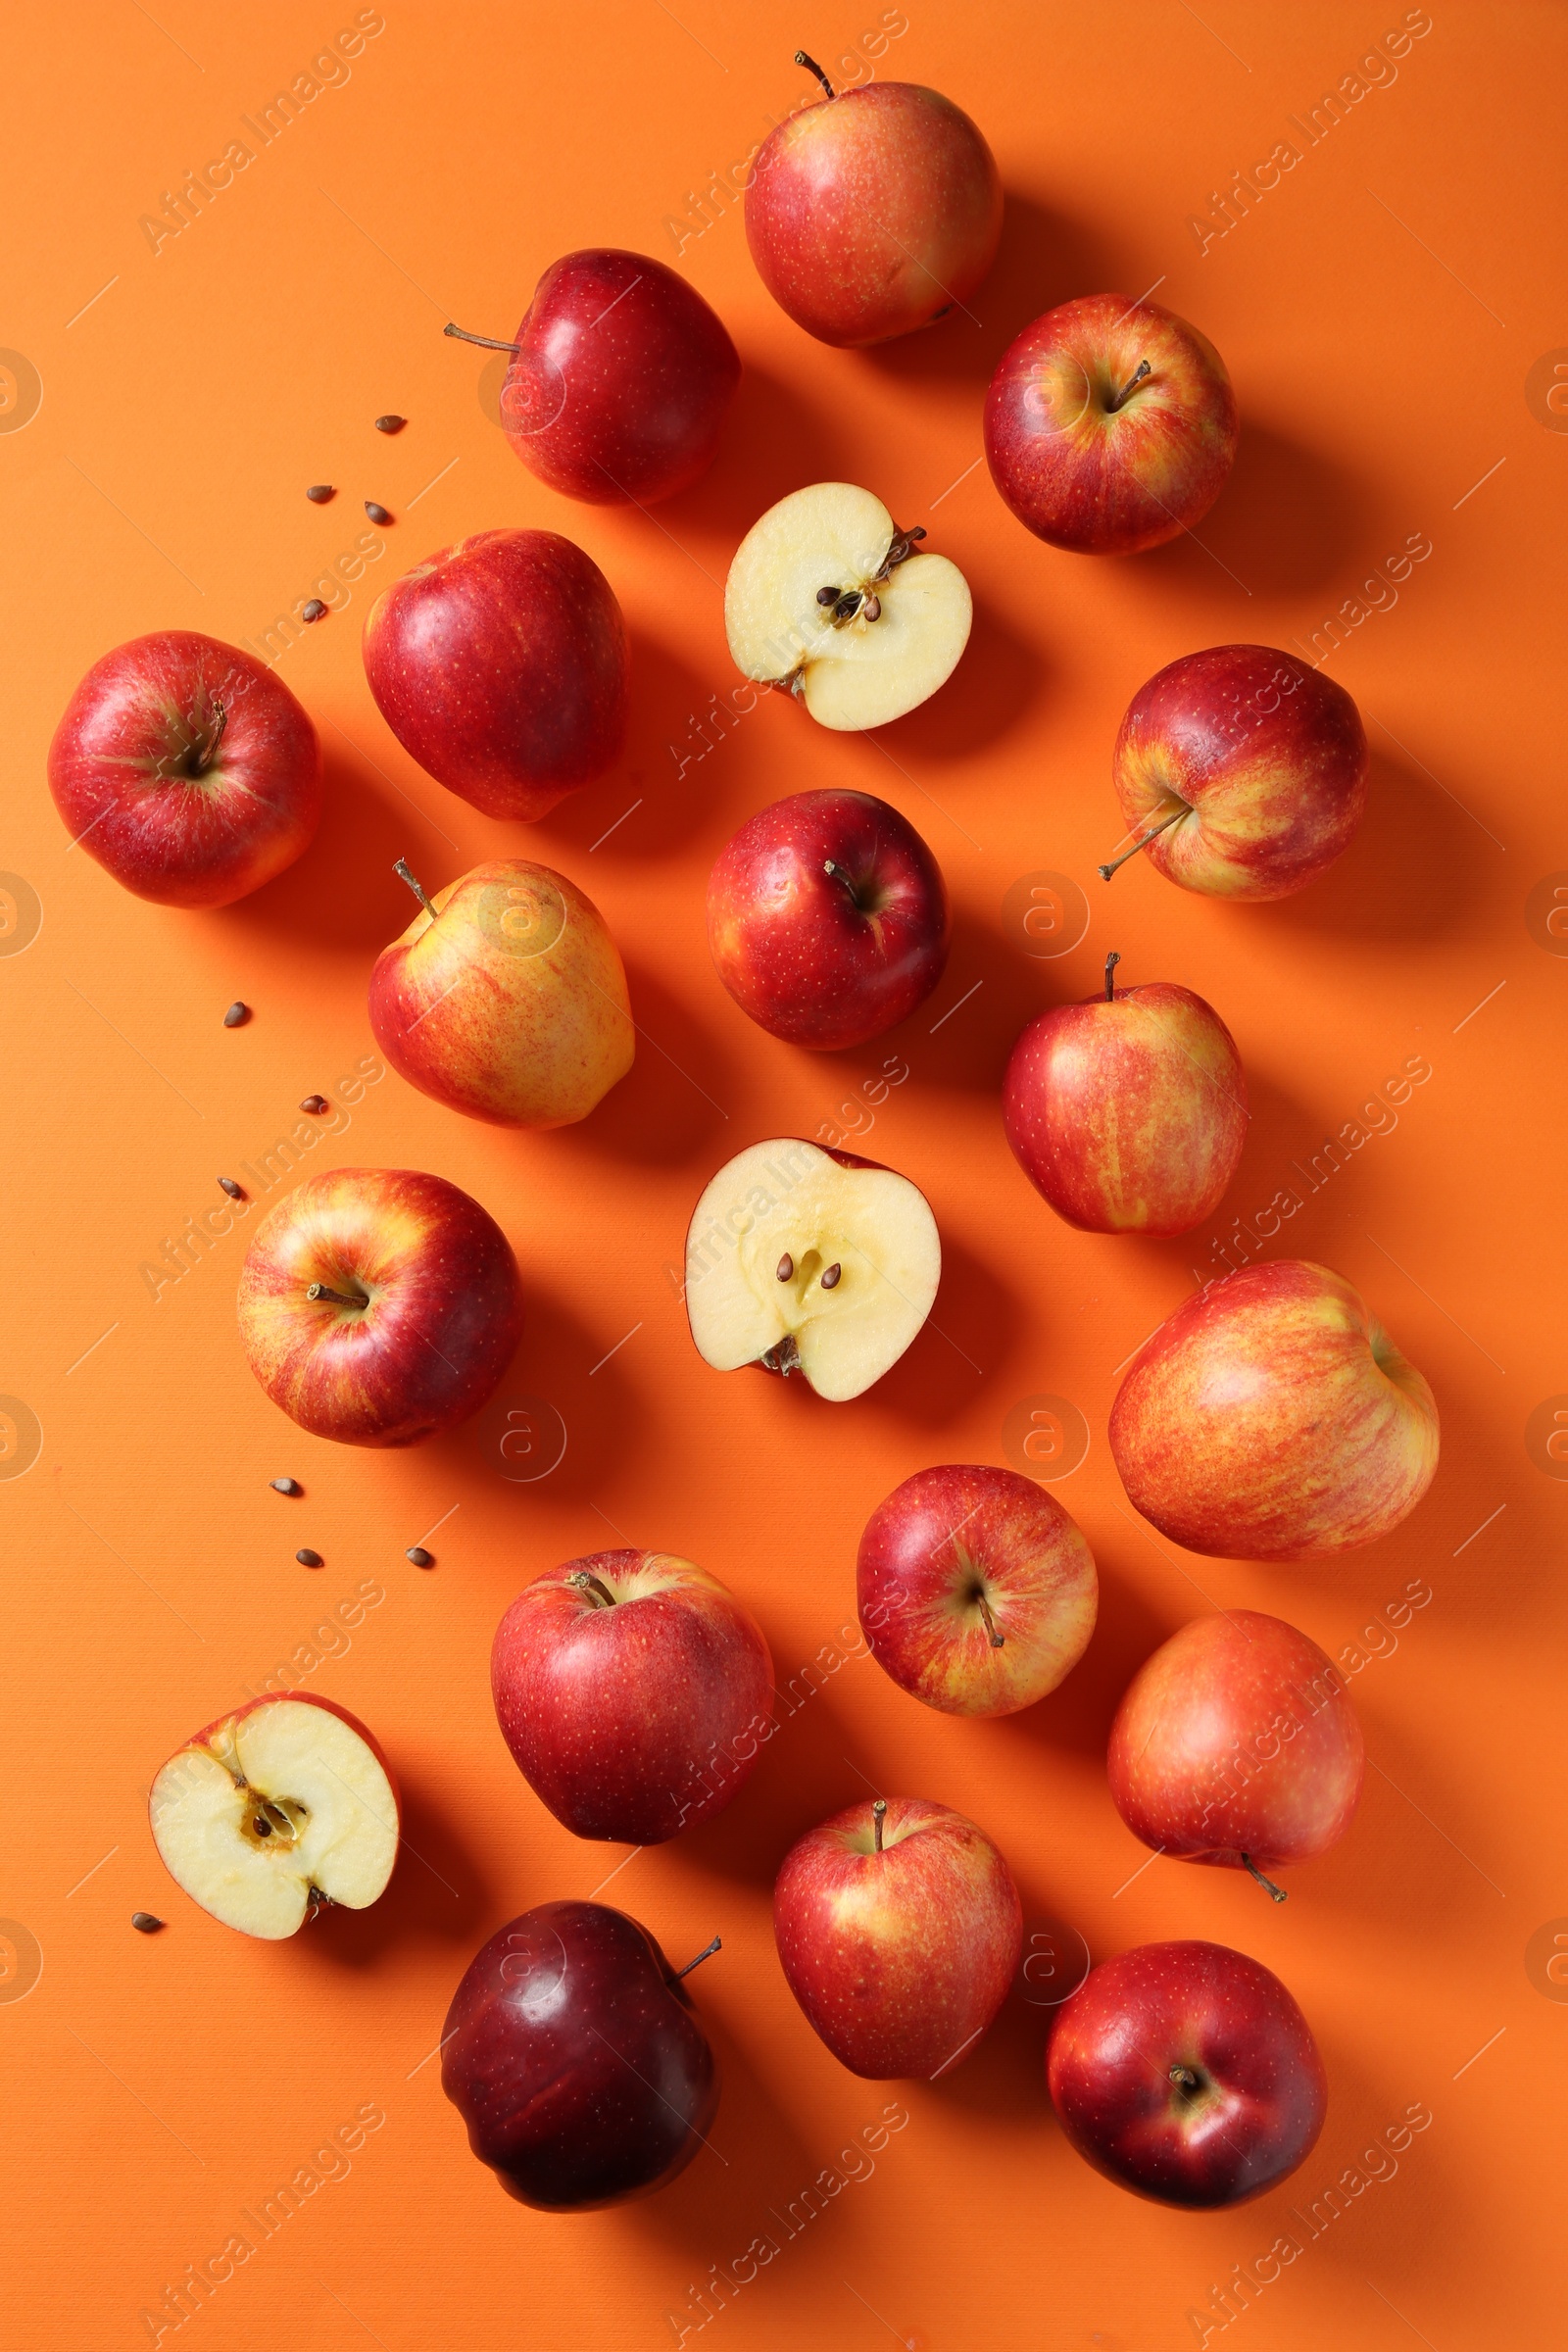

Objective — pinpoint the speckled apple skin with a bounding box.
[1108,1611,1364,1875]
[363,530,627,819]
[1003,980,1248,1235]
[490,1549,774,1842]
[1111,644,1368,899]
[442,1900,718,2210]
[498,248,740,504]
[985,293,1238,555]
[236,1166,524,1446]
[707,788,949,1049]
[47,630,320,907]
[773,1797,1022,2078]
[1109,1260,1439,1559]
[1047,1940,1327,2207]
[746,82,1002,347]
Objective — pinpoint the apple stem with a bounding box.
[1169,2063,1201,2095]
[823,858,861,904]
[1106,359,1152,414]
[1098,805,1187,883]
[795,49,834,98]
[1104,949,1120,1001]
[674,1934,722,1980]
[872,1797,887,1852]
[566,1569,618,1608]
[394,857,438,919]
[443,321,522,355]
[307,1282,368,1309]
[875,526,927,580]
[975,1591,1005,1649]
[1242,1854,1289,1903]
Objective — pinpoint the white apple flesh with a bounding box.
[725,483,971,730]
[149,1694,399,1939]
[684,1138,940,1401]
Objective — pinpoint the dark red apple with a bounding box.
[1047,1940,1326,2206]
[448,249,740,504]
[491,1549,774,1842]
[47,631,319,907]
[1107,1611,1364,1895]
[363,530,627,820]
[441,1901,719,2209]
[707,788,949,1049]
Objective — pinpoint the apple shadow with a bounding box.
[861,1229,1021,1429]
[292,1770,495,1971]
[447,1282,634,1512]
[873,590,1047,766]
[671,360,855,537]
[1246,747,1484,944]
[1137,419,1363,602]
[535,625,737,865]
[540,959,735,1167]
[988,1553,1176,1770]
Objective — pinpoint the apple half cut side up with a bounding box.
[149,1696,399,1939]
[725,484,971,731]
[685,1138,940,1401]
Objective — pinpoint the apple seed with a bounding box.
[820,1262,842,1290]
[406,1545,434,1567]
[131,1912,165,1933]
[299,1095,329,1114]
[306,484,335,503]
[222,1001,250,1026]
[302,599,327,623]
[219,1176,245,1200]
[270,1477,302,1495]
[296,1548,323,1568]
[373,415,406,433]
[776,1253,795,1282]
[365,501,392,524]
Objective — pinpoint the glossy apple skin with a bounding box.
[47,631,320,907]
[1003,978,1248,1236]
[491,1550,775,1842]
[495,248,740,504]
[746,81,1002,347]
[1048,1940,1327,2207]
[857,1464,1098,1717]
[441,1901,718,2210]
[368,858,633,1128]
[708,789,950,1050]
[773,1797,1022,2078]
[236,1167,525,1446]
[1112,644,1368,900]
[363,530,627,820]
[1108,1611,1363,1879]
[1110,1260,1439,1559]
[985,294,1239,555]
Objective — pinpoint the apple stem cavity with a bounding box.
[1104,949,1121,1000]
[1106,359,1152,414]
[1169,2063,1202,2097]
[674,1934,722,1981]
[1098,804,1187,882]
[872,1797,887,1852]
[307,1282,369,1310]
[795,48,834,98]
[566,1568,619,1609]
[443,321,523,355]
[1242,1853,1289,1904]
[393,856,438,919]
[974,1590,1005,1649]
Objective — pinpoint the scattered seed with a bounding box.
[861,594,881,622]
[222,1001,250,1027]
[302,599,327,622]
[815,585,841,607]
[407,1545,434,1568]
[831,590,862,623]
[270,1477,302,1496]
[373,415,406,433]
[219,1176,245,1200]
[365,501,392,524]
[296,1547,323,1568]
[820,1262,842,1290]
[131,1912,165,1934]
[306,484,335,503]
[299,1095,329,1114]
[776,1253,795,1282]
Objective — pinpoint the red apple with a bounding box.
[746,68,1001,347]
[1102,644,1367,899]
[1110,1260,1439,1559]
[442,1901,719,2209]
[985,293,1238,555]
[857,1464,1098,1716]
[448,248,739,504]
[236,1166,524,1446]
[1047,1940,1327,2206]
[368,855,633,1128]
[363,529,627,820]
[1003,952,1248,1236]
[149,1692,398,1938]
[707,789,949,1049]
[773,1796,1022,2078]
[1107,1611,1364,1896]
[47,630,319,907]
[491,1549,774,1842]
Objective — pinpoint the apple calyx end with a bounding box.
[760,1334,802,1378]
[1242,1853,1289,1903]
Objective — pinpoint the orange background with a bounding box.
[2,5,1563,2346]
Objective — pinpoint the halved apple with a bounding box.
[149,1693,399,1938]
[685,1138,941,1401]
[725,483,971,730]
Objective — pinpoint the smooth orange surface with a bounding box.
[1,6,1562,2346]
